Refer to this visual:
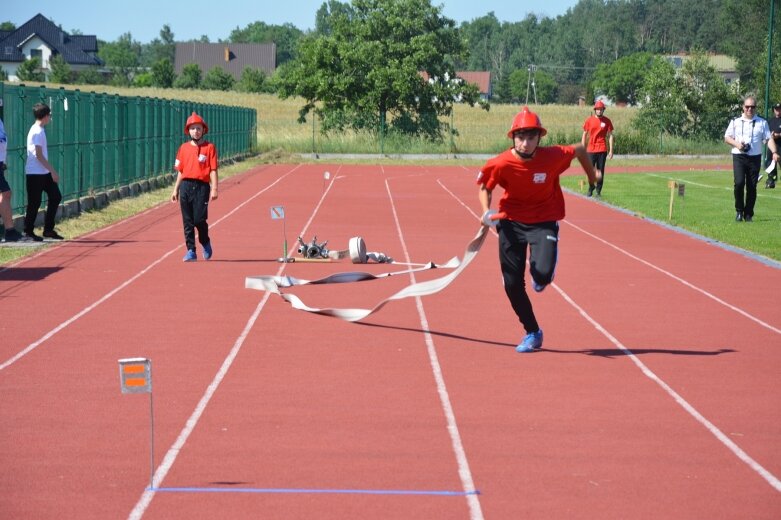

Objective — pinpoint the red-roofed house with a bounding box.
[420,71,492,100]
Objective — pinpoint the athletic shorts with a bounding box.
[589,152,607,172]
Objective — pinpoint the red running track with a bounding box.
[1,163,779,519]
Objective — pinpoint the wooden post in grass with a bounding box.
[668,181,686,220]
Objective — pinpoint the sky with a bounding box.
[5,1,580,43]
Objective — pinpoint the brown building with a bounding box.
[174,42,276,80]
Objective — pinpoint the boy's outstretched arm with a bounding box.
[573,143,599,184]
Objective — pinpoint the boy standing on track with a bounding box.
[171,112,218,262]
[581,100,614,197]
[24,103,63,242]
[477,106,597,353]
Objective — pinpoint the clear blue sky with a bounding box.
[5,1,580,43]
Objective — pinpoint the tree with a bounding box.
[143,24,176,67]
[17,57,45,82]
[229,21,304,66]
[277,0,486,140]
[679,52,738,140]
[151,58,176,88]
[76,67,104,85]
[590,52,655,105]
[99,32,141,86]
[48,54,72,83]
[202,67,235,91]
[0,21,16,31]
[633,58,688,136]
[235,67,267,93]
[315,1,354,35]
[173,63,202,89]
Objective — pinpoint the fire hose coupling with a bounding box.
[296,235,393,263]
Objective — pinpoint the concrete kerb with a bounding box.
[7,175,175,233]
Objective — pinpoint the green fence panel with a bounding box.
[0,84,256,216]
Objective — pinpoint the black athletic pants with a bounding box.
[24,173,62,234]
[732,153,760,217]
[497,220,559,334]
[179,179,210,251]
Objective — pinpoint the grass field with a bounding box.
[14,82,724,155]
[561,168,781,262]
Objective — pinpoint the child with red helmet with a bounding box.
[171,112,219,261]
[477,107,598,352]
[581,100,614,196]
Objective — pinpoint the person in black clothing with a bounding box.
[766,103,781,189]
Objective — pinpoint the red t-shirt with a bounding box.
[582,115,614,153]
[174,140,218,182]
[476,146,576,223]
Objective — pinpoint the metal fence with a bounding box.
[0,83,257,215]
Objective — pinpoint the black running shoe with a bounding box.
[22,232,44,242]
[2,229,22,242]
[43,230,65,240]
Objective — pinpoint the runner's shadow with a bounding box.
[357,321,515,348]
[0,266,62,281]
[543,347,736,358]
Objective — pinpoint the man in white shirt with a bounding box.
[23,103,63,241]
[724,95,780,222]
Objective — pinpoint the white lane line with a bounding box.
[386,177,484,520]
[554,284,781,493]
[438,176,781,493]
[1,166,300,372]
[562,219,780,334]
[128,164,339,518]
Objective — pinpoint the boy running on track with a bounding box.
[477,106,598,353]
[171,112,218,262]
[581,100,614,197]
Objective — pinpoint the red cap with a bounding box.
[594,100,606,110]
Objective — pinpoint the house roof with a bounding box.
[174,42,276,80]
[0,13,102,65]
[419,71,492,96]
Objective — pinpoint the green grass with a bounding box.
[561,168,781,262]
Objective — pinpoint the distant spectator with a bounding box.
[723,95,779,222]
[766,102,781,189]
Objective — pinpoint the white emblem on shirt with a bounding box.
[476,171,484,181]
[533,173,547,183]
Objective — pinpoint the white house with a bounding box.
[0,13,103,81]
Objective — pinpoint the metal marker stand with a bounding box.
[270,206,292,262]
[118,358,155,490]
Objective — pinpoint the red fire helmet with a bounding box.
[507,106,547,138]
[184,112,209,135]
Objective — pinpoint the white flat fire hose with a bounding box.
[245,225,489,322]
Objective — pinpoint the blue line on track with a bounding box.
[150,487,480,496]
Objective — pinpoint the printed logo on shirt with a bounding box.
[533,173,547,184]
[476,171,484,182]
[198,154,207,163]
[174,159,181,168]
[600,122,606,128]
